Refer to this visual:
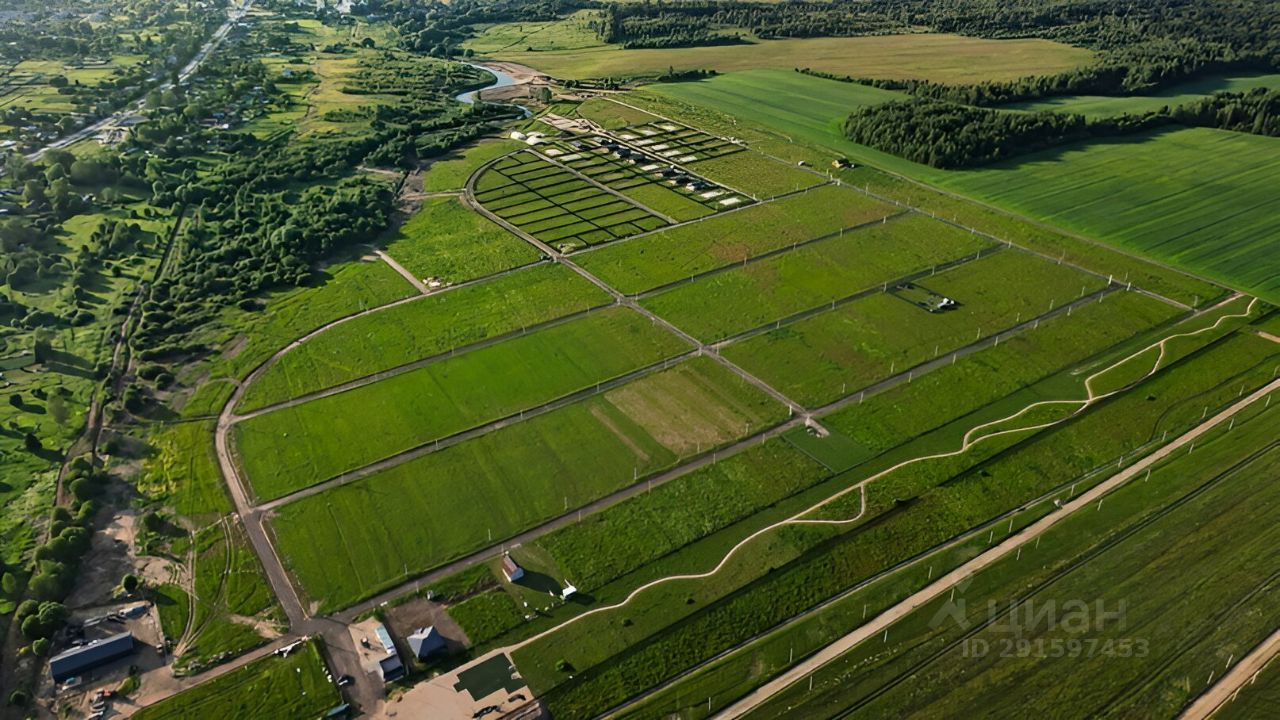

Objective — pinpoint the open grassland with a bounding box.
[464,10,605,54]
[687,150,825,198]
[644,76,1274,302]
[575,184,894,294]
[131,641,337,720]
[821,291,1183,458]
[1007,72,1280,117]
[723,249,1109,407]
[139,421,231,519]
[640,214,991,341]
[944,129,1280,302]
[576,97,663,129]
[234,307,689,500]
[423,139,525,191]
[516,325,1279,717]
[488,34,1092,83]
[237,264,608,411]
[383,196,541,284]
[182,258,416,418]
[270,357,785,612]
[450,589,528,646]
[536,441,829,593]
[745,411,1280,720]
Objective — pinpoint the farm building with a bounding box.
[407,626,446,660]
[502,554,525,582]
[49,632,135,683]
[373,623,405,682]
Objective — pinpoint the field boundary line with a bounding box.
[713,373,1278,719]
[254,349,701,511]
[807,284,1121,418]
[1182,625,1280,720]
[466,155,811,417]
[632,209,912,300]
[468,297,1258,663]
[601,95,1214,311]
[705,244,1005,348]
[229,300,617,422]
[374,249,431,294]
[527,147,678,224]
[329,414,806,622]
[566,180,830,257]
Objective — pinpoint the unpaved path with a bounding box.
[1181,626,1280,720]
[375,249,431,294]
[716,373,1278,719]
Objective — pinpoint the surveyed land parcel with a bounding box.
[576,184,896,294]
[236,264,608,411]
[234,307,689,499]
[270,356,787,611]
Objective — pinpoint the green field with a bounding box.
[687,150,826,198]
[131,641,338,720]
[1218,653,1280,719]
[422,139,524,192]
[744,408,1280,720]
[640,214,991,341]
[485,34,1092,83]
[722,249,1109,406]
[645,73,1278,302]
[236,264,608,411]
[575,184,894,294]
[1008,72,1280,118]
[234,307,690,499]
[270,357,786,611]
[383,196,541,284]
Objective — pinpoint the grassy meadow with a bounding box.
[269,357,786,611]
[383,196,541,284]
[1007,72,1280,117]
[645,73,1278,302]
[234,307,690,499]
[484,34,1092,83]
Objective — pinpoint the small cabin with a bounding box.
[502,554,525,582]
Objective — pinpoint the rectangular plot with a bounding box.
[269,356,785,613]
[577,184,895,294]
[642,215,993,341]
[722,250,1113,406]
[234,307,690,499]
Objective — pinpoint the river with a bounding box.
[455,62,531,117]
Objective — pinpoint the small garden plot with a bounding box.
[234,307,691,500]
[237,265,609,411]
[640,214,992,342]
[269,356,783,612]
[690,152,823,198]
[383,196,540,285]
[722,250,1110,407]
[475,150,672,248]
[576,184,896,294]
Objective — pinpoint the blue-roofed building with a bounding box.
[49,632,135,683]
[407,626,446,660]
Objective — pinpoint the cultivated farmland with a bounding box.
[484,34,1092,83]
[233,307,690,499]
[269,356,786,611]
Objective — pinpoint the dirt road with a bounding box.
[714,376,1279,719]
[1181,626,1280,720]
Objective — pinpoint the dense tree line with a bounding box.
[842,87,1280,169]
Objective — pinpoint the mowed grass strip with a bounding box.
[131,641,337,720]
[237,264,608,411]
[270,356,786,612]
[234,307,690,500]
[423,139,524,192]
[382,196,541,284]
[688,149,825,197]
[641,214,991,341]
[576,184,895,294]
[723,250,1109,407]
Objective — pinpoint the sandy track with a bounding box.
[1181,626,1280,719]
